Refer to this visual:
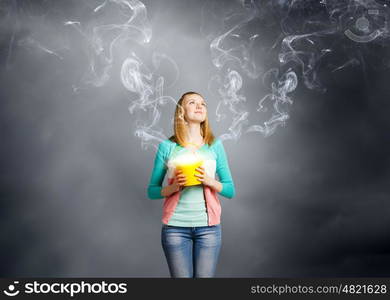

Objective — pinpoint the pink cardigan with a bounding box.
[162,178,221,226]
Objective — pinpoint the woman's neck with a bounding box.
[186,122,204,145]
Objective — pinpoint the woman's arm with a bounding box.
[147,142,169,199]
[147,141,186,199]
[214,139,235,198]
[195,139,235,198]
[161,183,178,197]
[208,179,223,193]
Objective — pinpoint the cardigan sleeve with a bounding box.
[214,139,236,199]
[147,141,169,200]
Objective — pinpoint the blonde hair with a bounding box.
[169,91,215,147]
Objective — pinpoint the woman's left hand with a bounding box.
[194,166,215,187]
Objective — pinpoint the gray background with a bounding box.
[1,0,389,277]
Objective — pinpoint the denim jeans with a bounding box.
[161,224,222,278]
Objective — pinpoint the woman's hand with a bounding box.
[171,169,187,192]
[194,166,222,192]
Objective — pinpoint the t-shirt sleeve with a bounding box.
[147,141,169,199]
[215,139,236,199]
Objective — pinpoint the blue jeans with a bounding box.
[161,224,222,278]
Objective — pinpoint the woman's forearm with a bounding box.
[161,179,222,197]
[161,184,176,197]
[210,179,223,193]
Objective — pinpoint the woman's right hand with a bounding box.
[171,169,186,192]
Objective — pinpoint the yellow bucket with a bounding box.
[175,160,204,186]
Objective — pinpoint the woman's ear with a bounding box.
[178,106,186,120]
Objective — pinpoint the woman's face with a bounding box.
[182,94,207,124]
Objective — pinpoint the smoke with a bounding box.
[247,68,297,137]
[64,0,152,88]
[1,0,390,148]
[201,0,298,140]
[198,0,390,141]
[120,52,178,150]
[62,0,182,150]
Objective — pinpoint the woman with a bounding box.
[147,91,235,278]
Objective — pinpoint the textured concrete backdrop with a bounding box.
[0,0,389,276]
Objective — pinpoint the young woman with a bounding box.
[147,91,235,278]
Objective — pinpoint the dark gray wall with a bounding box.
[0,0,389,277]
